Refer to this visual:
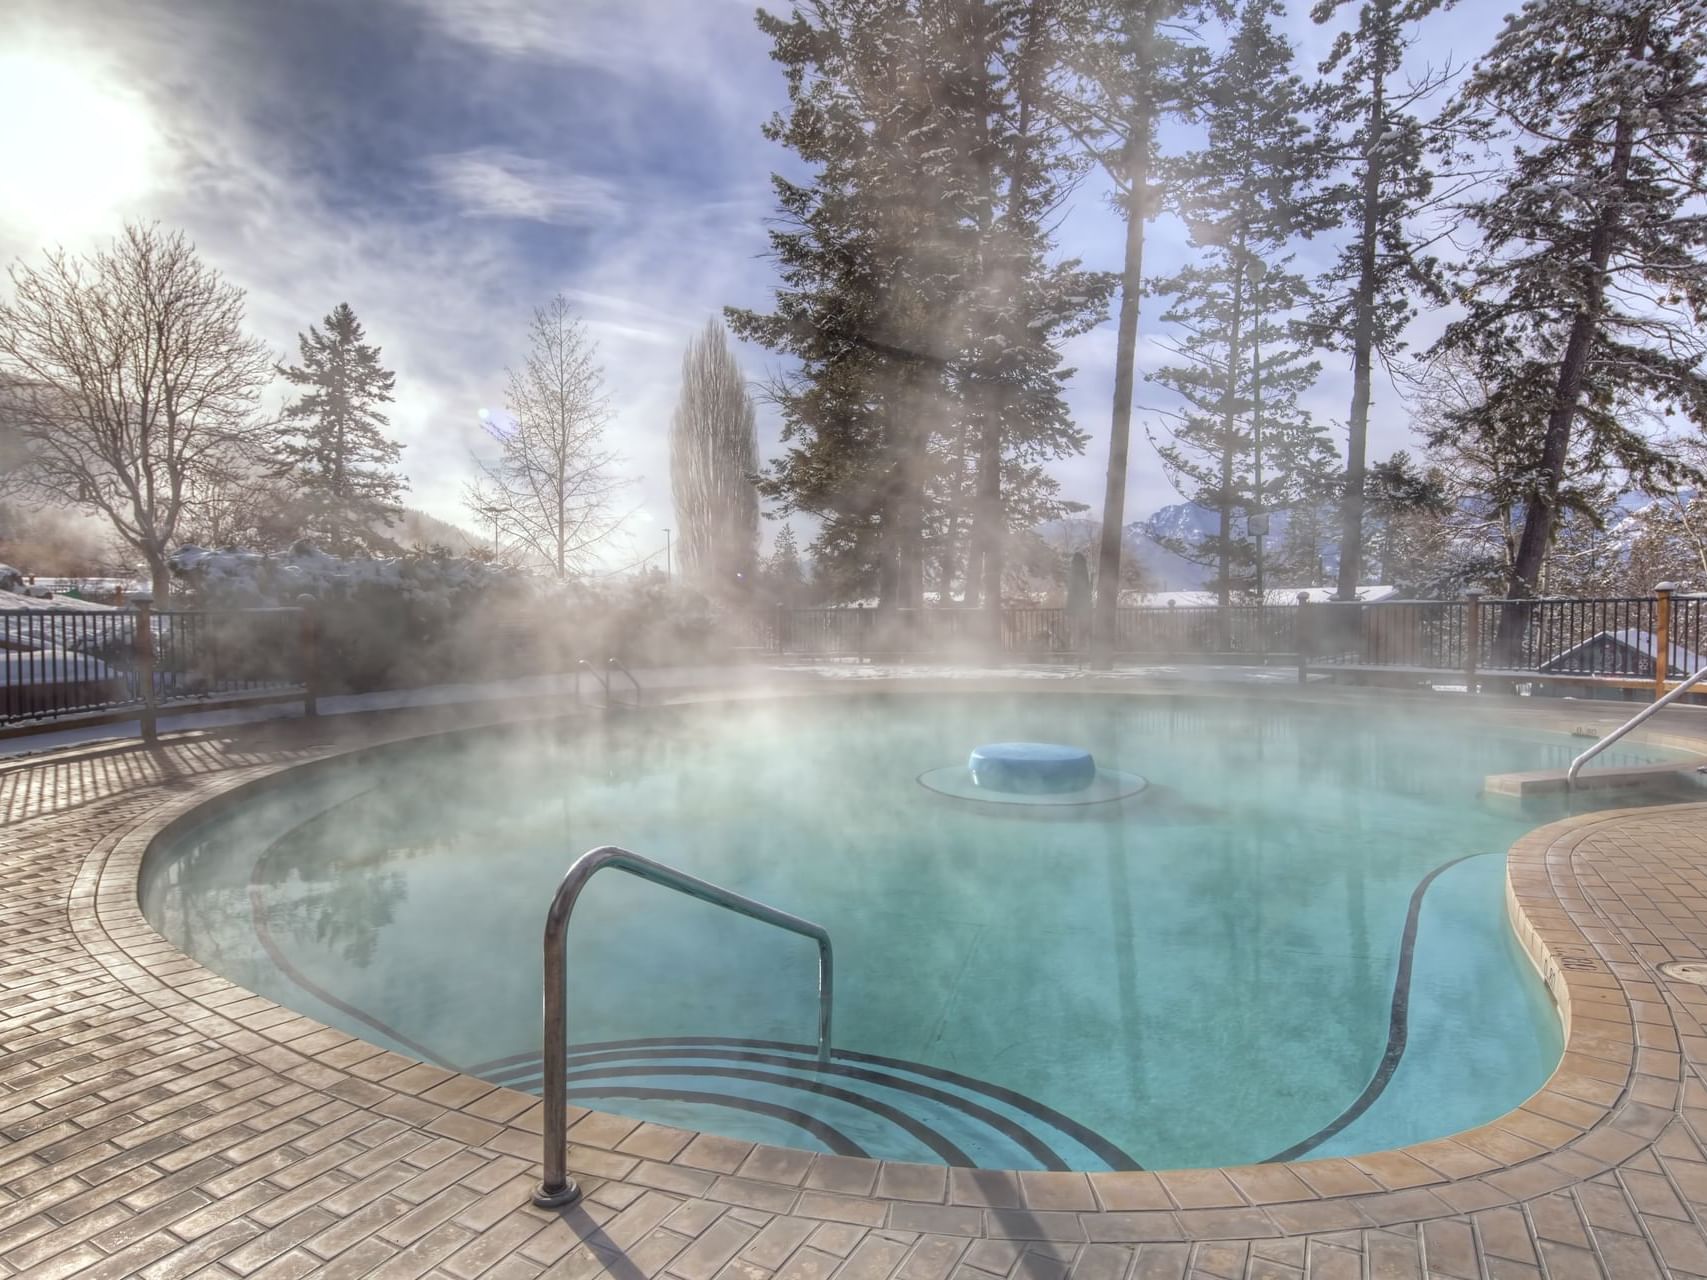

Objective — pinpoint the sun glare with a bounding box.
[0,53,156,242]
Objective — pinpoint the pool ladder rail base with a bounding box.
[532,845,833,1209]
[1567,660,1707,790]
[575,657,642,709]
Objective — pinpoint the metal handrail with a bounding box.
[1567,662,1707,789]
[574,658,608,705]
[605,657,641,706]
[533,845,833,1208]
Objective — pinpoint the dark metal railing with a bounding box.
[1304,595,1686,679]
[765,591,1706,699]
[1,604,309,731]
[768,602,1297,660]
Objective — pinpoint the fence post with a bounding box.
[1295,592,1311,684]
[1655,582,1676,700]
[135,598,157,743]
[1465,590,1482,695]
[298,596,320,718]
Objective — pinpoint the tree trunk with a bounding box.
[1218,256,1245,614]
[1497,15,1647,654]
[1090,132,1150,668]
[148,553,171,604]
[1335,54,1385,602]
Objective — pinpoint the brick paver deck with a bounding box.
[7,693,1707,1279]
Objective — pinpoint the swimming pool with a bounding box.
[140,691,1671,1172]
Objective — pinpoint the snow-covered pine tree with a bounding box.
[1055,0,1220,662]
[271,302,407,557]
[1413,346,1636,593]
[1436,0,1707,611]
[669,319,760,598]
[1309,0,1459,600]
[1146,0,1337,606]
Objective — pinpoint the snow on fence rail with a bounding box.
[1,605,308,728]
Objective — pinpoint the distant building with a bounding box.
[1540,629,1704,680]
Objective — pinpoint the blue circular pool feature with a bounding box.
[919,743,1148,811]
[969,742,1097,794]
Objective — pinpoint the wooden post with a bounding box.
[298,597,320,718]
[1465,590,1482,695]
[1295,592,1311,684]
[1655,582,1676,701]
[135,598,157,743]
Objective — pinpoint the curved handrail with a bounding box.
[606,656,641,706]
[1568,662,1707,789]
[575,658,608,705]
[533,845,833,1207]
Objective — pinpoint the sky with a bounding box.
[0,0,1515,571]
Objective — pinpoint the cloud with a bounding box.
[423,148,625,224]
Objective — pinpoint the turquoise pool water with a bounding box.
[142,693,1666,1171]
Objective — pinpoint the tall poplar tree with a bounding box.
[271,302,407,557]
[1309,0,1457,600]
[670,319,760,595]
[1436,0,1707,616]
[1147,0,1336,605]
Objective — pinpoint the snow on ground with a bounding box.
[1,587,120,612]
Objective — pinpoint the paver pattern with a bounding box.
[6,696,1707,1279]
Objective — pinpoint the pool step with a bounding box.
[1483,759,1707,798]
[464,1036,1140,1172]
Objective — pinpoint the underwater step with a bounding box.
[466,1036,1140,1172]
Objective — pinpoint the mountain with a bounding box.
[1037,501,1350,590]
[1034,510,1211,589]
[387,508,485,554]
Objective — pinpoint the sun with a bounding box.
[0,52,157,243]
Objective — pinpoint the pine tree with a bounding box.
[765,522,806,604]
[1146,0,1337,605]
[670,319,760,597]
[1056,0,1220,663]
[729,1,967,609]
[271,303,407,557]
[1309,0,1460,599]
[1436,0,1707,613]
[952,0,1114,620]
[732,0,1103,612]
[1359,452,1452,590]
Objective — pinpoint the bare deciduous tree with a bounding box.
[466,295,626,579]
[669,319,758,596]
[178,449,303,552]
[0,224,272,599]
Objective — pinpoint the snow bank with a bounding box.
[169,542,514,606]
